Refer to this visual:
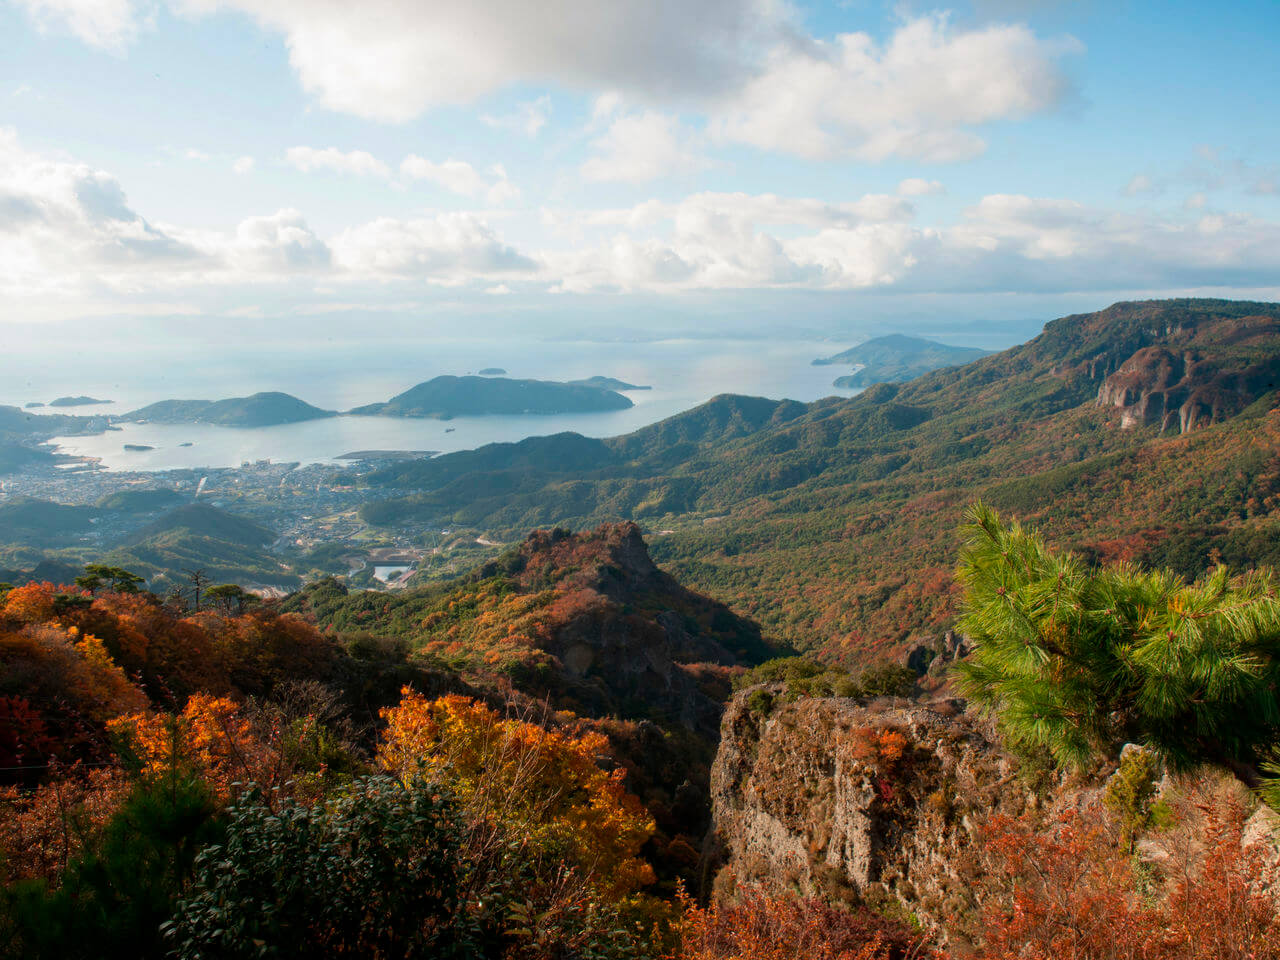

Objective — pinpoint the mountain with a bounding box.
[95,488,188,513]
[120,392,334,427]
[356,299,1280,661]
[814,333,991,388]
[106,504,296,589]
[349,375,634,418]
[287,521,776,735]
[0,497,99,545]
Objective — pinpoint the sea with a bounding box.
[3,336,862,472]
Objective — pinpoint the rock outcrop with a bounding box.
[1092,314,1280,432]
[709,690,1033,935]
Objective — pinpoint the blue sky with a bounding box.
[1,0,1278,343]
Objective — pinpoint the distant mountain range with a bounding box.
[354,299,1280,660]
[814,333,992,388]
[104,376,639,427]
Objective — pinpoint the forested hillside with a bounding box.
[358,299,1280,662]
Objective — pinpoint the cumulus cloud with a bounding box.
[330,213,537,282]
[714,14,1078,161]
[549,188,1280,295]
[232,155,254,174]
[285,146,390,179]
[172,0,781,122]
[898,178,945,196]
[12,0,146,51]
[223,208,331,273]
[399,156,520,205]
[0,127,203,299]
[581,110,708,184]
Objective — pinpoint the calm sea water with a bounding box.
[3,337,858,472]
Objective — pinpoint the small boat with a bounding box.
[444,427,455,433]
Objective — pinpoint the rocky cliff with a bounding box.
[708,690,1031,934]
[1092,313,1280,432]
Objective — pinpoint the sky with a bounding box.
[2,0,1279,345]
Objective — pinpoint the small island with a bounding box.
[50,395,113,407]
[349,376,633,419]
[24,402,44,408]
[477,367,507,376]
[119,392,335,428]
[814,334,991,388]
[567,376,651,391]
[336,450,439,461]
[123,443,155,452]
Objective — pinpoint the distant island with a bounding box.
[567,376,651,391]
[477,368,507,376]
[349,376,634,419]
[123,443,155,451]
[337,450,439,461]
[24,402,44,408]
[50,395,113,407]
[814,334,991,388]
[119,392,335,428]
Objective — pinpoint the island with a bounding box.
[336,450,439,461]
[118,392,335,428]
[50,395,113,407]
[814,334,991,388]
[477,368,507,376]
[567,376,651,391]
[123,443,155,452]
[24,402,44,408]
[348,376,634,419]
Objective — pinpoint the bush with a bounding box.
[165,777,464,959]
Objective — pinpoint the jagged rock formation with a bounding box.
[1090,312,1280,432]
[709,690,1032,935]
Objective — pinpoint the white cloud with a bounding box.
[285,146,390,178]
[232,155,255,175]
[223,208,330,273]
[183,147,210,161]
[0,126,203,300]
[481,96,552,137]
[582,110,708,184]
[330,213,537,282]
[12,0,146,51]
[173,0,781,122]
[715,14,1078,161]
[898,178,944,196]
[399,156,520,204]
[399,156,487,196]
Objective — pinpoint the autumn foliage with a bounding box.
[378,688,656,896]
[673,882,925,960]
[973,794,1280,960]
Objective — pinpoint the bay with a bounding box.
[4,337,859,472]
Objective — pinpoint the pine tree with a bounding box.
[954,502,1280,784]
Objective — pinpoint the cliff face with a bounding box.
[709,690,1032,933]
[1091,314,1280,432]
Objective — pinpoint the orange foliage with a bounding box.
[673,883,927,960]
[378,688,655,896]
[108,694,292,799]
[974,797,1280,960]
[0,765,130,884]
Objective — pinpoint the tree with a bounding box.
[378,689,656,897]
[954,502,1280,783]
[183,570,210,614]
[203,584,254,616]
[77,566,143,597]
[163,777,464,959]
